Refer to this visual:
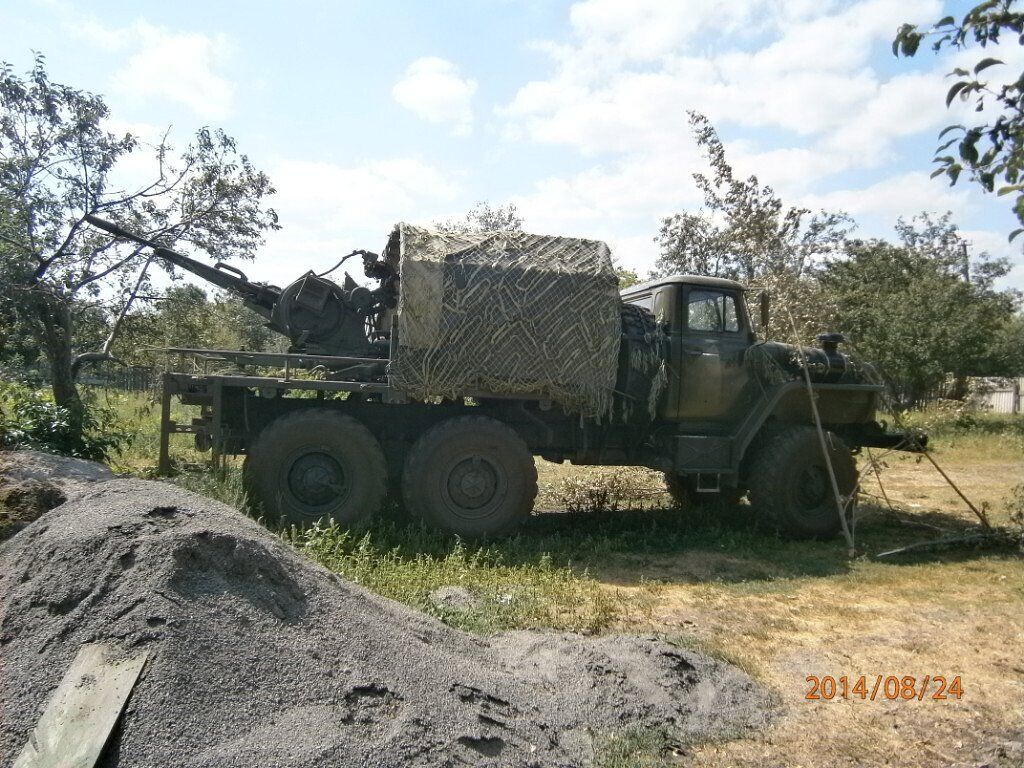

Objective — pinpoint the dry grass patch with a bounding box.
[593,434,1024,768]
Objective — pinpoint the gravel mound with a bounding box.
[0,466,769,766]
[1,448,115,489]
[0,449,116,541]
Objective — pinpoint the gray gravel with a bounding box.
[0,465,769,767]
[1,449,115,490]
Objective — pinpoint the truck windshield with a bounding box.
[688,289,739,333]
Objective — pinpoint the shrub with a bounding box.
[557,470,660,515]
[0,382,132,461]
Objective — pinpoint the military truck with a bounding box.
[85,215,920,539]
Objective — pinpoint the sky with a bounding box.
[3,0,1024,291]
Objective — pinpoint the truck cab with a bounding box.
[622,275,755,424]
[619,275,917,537]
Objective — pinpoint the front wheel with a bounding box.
[745,426,856,539]
[244,409,387,528]
[402,416,537,538]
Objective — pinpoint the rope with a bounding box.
[786,308,856,555]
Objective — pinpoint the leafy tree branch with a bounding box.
[895,0,1024,240]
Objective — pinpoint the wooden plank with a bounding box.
[14,644,148,768]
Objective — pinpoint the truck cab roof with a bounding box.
[620,274,746,298]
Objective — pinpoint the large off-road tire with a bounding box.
[664,472,744,508]
[244,409,387,528]
[402,416,537,538]
[745,426,856,539]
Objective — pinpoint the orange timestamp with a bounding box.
[805,674,963,701]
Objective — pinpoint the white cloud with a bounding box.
[255,157,461,284]
[73,18,234,120]
[496,0,1024,278]
[392,57,477,136]
[799,171,973,221]
[504,0,944,157]
[271,157,460,230]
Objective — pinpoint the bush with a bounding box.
[556,470,660,515]
[0,382,132,461]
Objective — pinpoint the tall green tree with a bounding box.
[0,55,278,430]
[820,215,1019,405]
[656,112,853,340]
[895,0,1024,240]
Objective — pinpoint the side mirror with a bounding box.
[759,291,770,333]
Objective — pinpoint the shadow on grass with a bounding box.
[162,463,1018,590]
[364,496,1020,586]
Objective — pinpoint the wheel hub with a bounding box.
[287,451,347,508]
[446,457,499,510]
[796,465,828,509]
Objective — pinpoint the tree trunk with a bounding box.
[950,375,970,401]
[37,298,84,422]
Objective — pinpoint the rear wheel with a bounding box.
[402,416,537,538]
[244,409,387,528]
[745,426,856,539]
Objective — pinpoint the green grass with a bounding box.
[285,516,616,633]
[592,728,678,768]
[83,387,209,472]
[899,408,1024,460]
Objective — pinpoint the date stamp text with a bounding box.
[805,675,963,701]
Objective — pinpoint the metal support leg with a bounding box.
[157,374,173,476]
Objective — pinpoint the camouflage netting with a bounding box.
[385,223,622,417]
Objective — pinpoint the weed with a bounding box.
[592,727,678,768]
[167,465,250,509]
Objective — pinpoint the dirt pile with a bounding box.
[0,450,115,540]
[0,461,768,766]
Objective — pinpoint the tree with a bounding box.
[115,285,281,364]
[615,266,640,289]
[987,310,1024,374]
[435,200,640,291]
[820,215,1019,405]
[894,1,1024,240]
[656,112,853,340]
[894,210,1013,287]
[0,55,277,431]
[434,201,523,234]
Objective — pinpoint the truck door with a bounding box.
[675,287,750,421]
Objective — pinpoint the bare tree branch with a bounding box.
[73,243,146,290]
[71,254,153,377]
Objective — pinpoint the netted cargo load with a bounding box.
[385,223,622,417]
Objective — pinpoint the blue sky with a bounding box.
[3,0,1023,290]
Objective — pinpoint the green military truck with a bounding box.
[87,216,919,539]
